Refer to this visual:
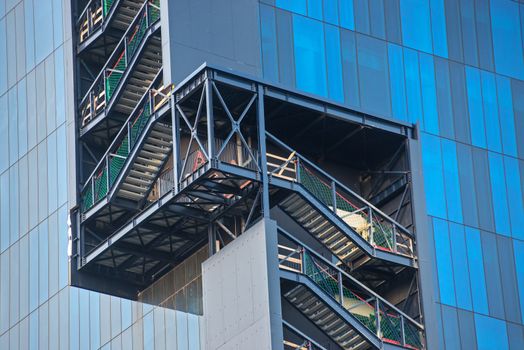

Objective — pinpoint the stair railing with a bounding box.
[81,71,172,212]
[79,0,161,128]
[282,320,327,350]
[278,228,424,349]
[266,132,414,257]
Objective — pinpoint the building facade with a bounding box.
[0,0,523,350]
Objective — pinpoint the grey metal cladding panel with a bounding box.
[407,135,439,350]
[164,0,262,85]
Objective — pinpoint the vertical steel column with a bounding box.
[257,84,270,217]
[208,223,216,257]
[170,95,180,193]
[205,74,215,162]
[331,180,337,212]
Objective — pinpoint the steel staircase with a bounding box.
[79,0,162,135]
[77,0,147,51]
[266,133,415,274]
[279,230,424,350]
[81,71,172,216]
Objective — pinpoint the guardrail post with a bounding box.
[89,91,95,123]
[91,178,95,206]
[299,249,304,274]
[400,314,406,346]
[145,2,149,27]
[331,180,337,213]
[369,207,374,246]
[124,37,128,65]
[375,299,381,339]
[106,156,110,191]
[392,225,398,253]
[295,157,300,183]
[338,271,343,305]
[127,122,131,152]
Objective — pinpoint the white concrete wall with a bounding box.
[201,218,283,350]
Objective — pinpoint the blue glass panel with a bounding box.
[441,139,463,223]
[481,71,502,152]
[89,292,100,350]
[497,236,521,324]
[441,305,460,350]
[276,10,295,87]
[472,149,495,232]
[121,299,132,330]
[79,289,89,350]
[29,311,38,350]
[419,53,439,134]
[57,125,68,207]
[465,67,486,148]
[323,0,339,25]
[514,240,524,323]
[0,94,6,176]
[340,29,359,107]
[52,0,63,47]
[465,227,488,314]
[307,0,322,20]
[38,221,49,305]
[504,157,524,240]
[176,312,188,348]
[449,223,472,310]
[354,0,370,34]
[433,218,456,306]
[430,0,448,57]
[54,47,66,125]
[0,171,8,251]
[388,43,407,122]
[488,152,510,237]
[356,34,391,117]
[481,231,505,318]
[24,0,35,71]
[8,88,18,166]
[368,0,385,39]
[460,0,479,66]
[143,311,154,350]
[0,252,8,334]
[399,0,432,54]
[188,314,200,350]
[260,5,279,86]
[496,76,517,157]
[29,228,38,312]
[33,0,53,64]
[475,314,509,350]
[434,58,454,138]
[403,49,422,125]
[490,0,524,79]
[339,0,354,30]
[421,134,446,218]
[325,25,344,103]
[0,19,6,95]
[292,15,327,97]
[275,0,306,15]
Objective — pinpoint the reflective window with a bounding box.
[19,234,29,319]
[276,10,295,87]
[9,240,19,328]
[323,0,338,25]
[434,58,454,139]
[388,43,407,121]
[0,94,7,174]
[340,29,359,107]
[481,231,505,319]
[460,0,479,66]
[441,139,463,223]
[29,310,38,350]
[54,46,66,126]
[0,171,9,251]
[421,134,446,219]
[339,0,354,30]
[9,164,19,245]
[404,48,422,124]
[69,288,79,350]
[33,0,53,64]
[466,67,486,149]
[488,152,510,237]
[52,0,63,48]
[449,223,472,310]
[37,141,48,221]
[38,221,49,305]
[472,149,495,232]
[18,78,28,157]
[325,24,343,102]
[260,5,278,83]
[400,0,432,54]
[8,87,18,165]
[368,0,385,39]
[293,15,327,97]
[276,0,306,15]
[433,218,456,306]
[47,131,58,213]
[57,125,67,207]
[514,240,524,323]
[58,205,68,288]
[356,34,390,116]
[481,71,502,152]
[24,0,35,71]
[441,305,460,350]
[419,53,439,134]
[188,313,200,350]
[497,236,521,324]
[475,314,509,350]
[48,212,58,296]
[430,0,448,57]
[490,0,524,79]
[465,227,488,314]
[89,292,100,350]
[496,76,517,157]
[0,250,10,334]
[307,0,322,21]
[29,227,38,312]
[0,18,6,95]
[143,311,154,350]
[504,156,524,240]
[45,54,56,133]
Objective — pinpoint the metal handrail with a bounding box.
[81,71,171,212]
[79,0,160,127]
[78,0,114,43]
[278,228,424,349]
[282,321,327,350]
[266,131,414,257]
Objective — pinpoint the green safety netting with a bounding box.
[102,0,115,16]
[302,251,421,348]
[82,101,152,212]
[148,0,161,23]
[298,163,395,251]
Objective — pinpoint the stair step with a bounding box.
[129,169,155,180]
[142,143,170,154]
[125,176,153,187]
[121,182,148,194]
[139,149,167,161]
[118,188,144,200]
[132,162,159,173]
[136,156,162,166]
